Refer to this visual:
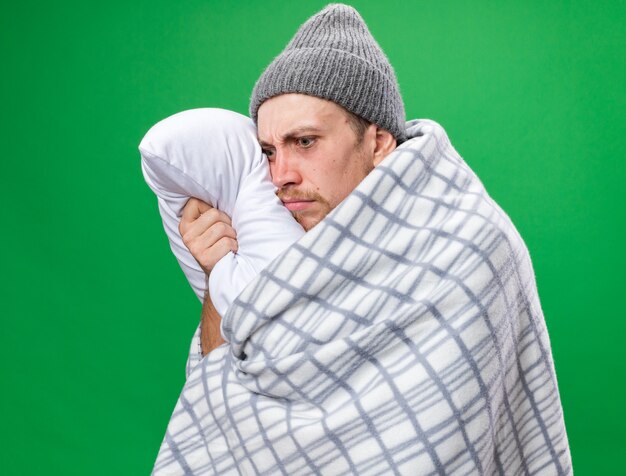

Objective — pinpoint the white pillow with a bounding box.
[138,108,305,318]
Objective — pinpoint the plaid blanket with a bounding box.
[152,119,571,475]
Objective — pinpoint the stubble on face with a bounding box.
[275,187,332,231]
[258,93,381,232]
[275,142,373,231]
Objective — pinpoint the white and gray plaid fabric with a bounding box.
[153,119,572,475]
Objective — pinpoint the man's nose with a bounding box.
[270,150,302,189]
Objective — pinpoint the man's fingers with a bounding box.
[178,198,237,274]
[180,208,234,243]
[195,208,233,230]
[180,198,204,237]
[214,236,239,255]
[180,197,208,223]
[198,220,237,246]
[180,198,218,233]
[185,221,237,259]
[197,237,239,272]
[179,196,230,235]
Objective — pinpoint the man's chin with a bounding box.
[292,212,322,232]
[283,198,331,232]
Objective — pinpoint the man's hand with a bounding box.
[179,198,236,355]
[179,198,238,275]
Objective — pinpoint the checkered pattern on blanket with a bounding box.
[153,119,571,475]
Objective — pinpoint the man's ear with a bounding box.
[372,128,397,166]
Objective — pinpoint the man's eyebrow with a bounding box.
[258,125,325,147]
[257,137,273,148]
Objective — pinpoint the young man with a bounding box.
[180,92,398,354]
[180,2,405,355]
[156,4,571,474]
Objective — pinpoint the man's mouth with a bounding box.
[281,198,316,212]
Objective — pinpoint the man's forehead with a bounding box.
[257,123,327,146]
[257,94,347,144]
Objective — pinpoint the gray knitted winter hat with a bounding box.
[249,3,406,143]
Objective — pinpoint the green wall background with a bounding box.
[1,1,624,474]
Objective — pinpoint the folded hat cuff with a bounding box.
[250,48,406,142]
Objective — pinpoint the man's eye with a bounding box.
[262,148,275,159]
[297,137,315,148]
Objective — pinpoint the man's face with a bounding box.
[257,93,376,231]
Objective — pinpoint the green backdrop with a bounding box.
[1,1,624,474]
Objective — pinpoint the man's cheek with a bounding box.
[269,164,284,192]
